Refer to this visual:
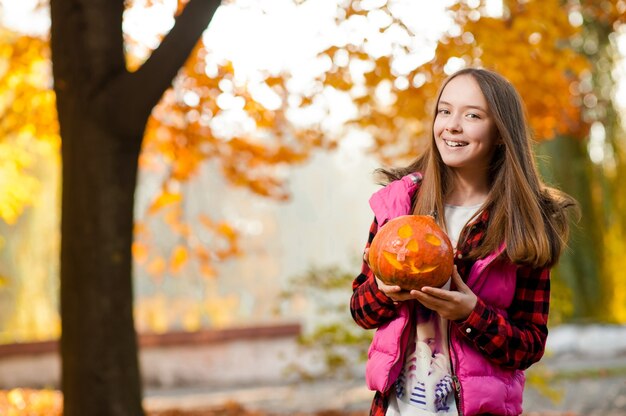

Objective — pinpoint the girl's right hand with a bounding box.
[364,247,413,303]
[375,277,413,303]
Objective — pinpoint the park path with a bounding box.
[145,324,626,415]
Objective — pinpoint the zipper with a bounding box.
[448,323,464,416]
[448,248,465,416]
[451,374,463,416]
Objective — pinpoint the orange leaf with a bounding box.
[148,191,181,215]
[217,222,237,241]
[170,245,188,273]
[132,242,148,264]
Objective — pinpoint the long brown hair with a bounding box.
[376,68,578,268]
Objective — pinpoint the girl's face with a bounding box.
[433,75,499,174]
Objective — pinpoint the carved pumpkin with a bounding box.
[368,215,454,291]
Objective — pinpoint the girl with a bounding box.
[350,68,578,416]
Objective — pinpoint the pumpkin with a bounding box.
[368,215,454,291]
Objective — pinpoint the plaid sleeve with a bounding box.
[455,265,550,370]
[350,218,397,330]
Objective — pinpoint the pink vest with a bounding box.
[366,174,525,416]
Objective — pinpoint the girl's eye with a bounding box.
[466,113,480,119]
[437,108,450,115]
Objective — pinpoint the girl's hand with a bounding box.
[411,266,477,321]
[364,248,414,303]
[375,277,415,303]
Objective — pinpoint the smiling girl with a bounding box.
[351,68,578,416]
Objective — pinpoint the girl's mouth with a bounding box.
[443,139,469,147]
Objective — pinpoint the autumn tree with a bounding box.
[49,0,223,414]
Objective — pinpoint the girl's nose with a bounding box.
[445,116,462,133]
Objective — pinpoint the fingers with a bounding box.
[362,248,370,267]
[375,277,401,295]
[417,286,452,300]
[450,265,467,291]
[413,289,452,310]
[375,277,414,303]
[415,278,477,321]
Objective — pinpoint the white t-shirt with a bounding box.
[444,203,483,249]
[386,303,457,416]
[386,203,482,416]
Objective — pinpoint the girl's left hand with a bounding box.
[411,266,477,321]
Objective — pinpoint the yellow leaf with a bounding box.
[217,222,237,240]
[170,245,188,273]
[148,191,181,215]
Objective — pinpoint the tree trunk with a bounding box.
[49,0,221,414]
[537,136,609,321]
[60,121,144,415]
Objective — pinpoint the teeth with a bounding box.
[444,140,468,147]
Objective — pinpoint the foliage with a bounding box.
[0,30,59,225]
[449,0,590,138]
[0,29,61,344]
[128,1,339,281]
[573,0,626,321]
[279,264,372,380]
[547,270,575,326]
[0,389,62,416]
[605,221,626,322]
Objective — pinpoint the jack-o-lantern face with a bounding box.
[368,215,453,290]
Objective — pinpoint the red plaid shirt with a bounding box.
[351,210,550,416]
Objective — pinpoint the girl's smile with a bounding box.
[442,139,468,147]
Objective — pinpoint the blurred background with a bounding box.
[0,0,625,414]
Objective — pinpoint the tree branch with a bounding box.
[100,0,222,139]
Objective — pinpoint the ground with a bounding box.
[149,403,367,415]
[147,404,577,416]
